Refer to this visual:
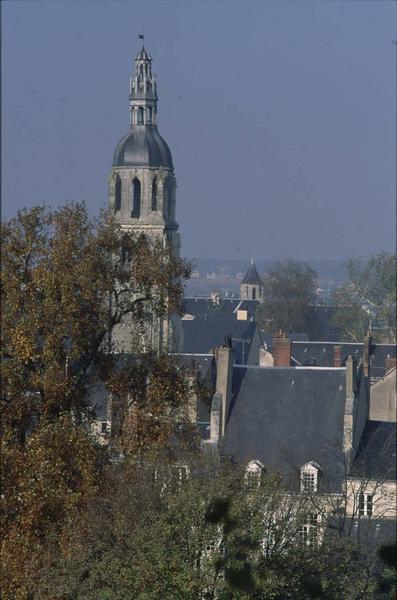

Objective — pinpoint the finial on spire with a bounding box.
[138,24,145,46]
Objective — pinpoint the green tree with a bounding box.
[255,258,318,334]
[25,454,382,600]
[331,252,396,343]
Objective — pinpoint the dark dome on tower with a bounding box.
[112,127,173,168]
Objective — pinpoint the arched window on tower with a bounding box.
[138,107,144,125]
[147,107,152,125]
[151,177,157,211]
[252,287,256,300]
[166,179,173,219]
[131,178,141,217]
[115,175,121,212]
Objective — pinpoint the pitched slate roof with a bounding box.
[182,298,240,317]
[182,315,260,365]
[291,341,396,378]
[222,365,347,491]
[291,341,362,367]
[242,259,262,285]
[350,421,397,481]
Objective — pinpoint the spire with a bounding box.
[129,40,158,127]
[242,258,262,284]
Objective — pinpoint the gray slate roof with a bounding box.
[182,316,260,365]
[242,260,262,284]
[183,298,239,317]
[222,365,347,491]
[182,297,258,320]
[350,421,397,481]
[291,341,396,378]
[291,341,362,367]
[113,126,173,168]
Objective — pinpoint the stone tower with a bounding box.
[109,44,179,254]
[109,44,181,351]
[240,259,264,302]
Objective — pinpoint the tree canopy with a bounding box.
[331,252,396,343]
[1,203,191,443]
[8,452,393,600]
[255,258,318,334]
[1,203,194,595]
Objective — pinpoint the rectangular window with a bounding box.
[101,421,107,433]
[302,472,316,493]
[299,513,320,547]
[359,493,373,517]
[299,524,317,547]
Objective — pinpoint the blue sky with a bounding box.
[2,0,396,261]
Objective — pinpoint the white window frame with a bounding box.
[245,460,265,490]
[299,513,321,547]
[359,492,373,517]
[300,461,321,493]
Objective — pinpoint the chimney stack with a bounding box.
[334,345,342,368]
[215,342,234,435]
[273,330,291,367]
[363,329,373,378]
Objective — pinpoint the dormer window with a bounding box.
[245,459,265,490]
[301,461,321,493]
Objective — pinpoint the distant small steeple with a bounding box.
[240,258,264,302]
[242,258,262,285]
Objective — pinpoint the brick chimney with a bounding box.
[385,356,397,373]
[273,330,291,367]
[334,345,342,368]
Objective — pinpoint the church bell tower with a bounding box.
[109,43,181,352]
[109,43,180,256]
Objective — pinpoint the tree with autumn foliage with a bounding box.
[1,203,190,443]
[0,203,192,598]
